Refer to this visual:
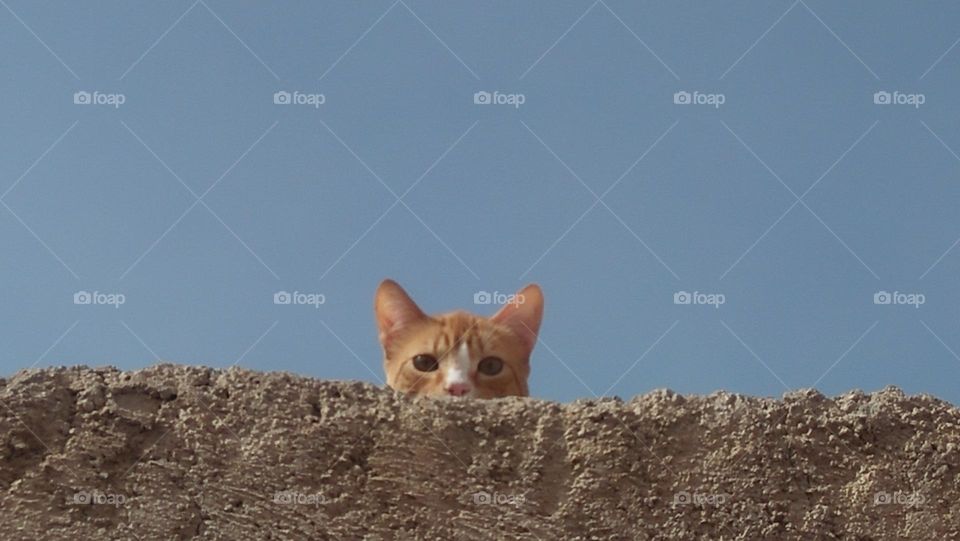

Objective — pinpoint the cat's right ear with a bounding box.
[374,279,427,350]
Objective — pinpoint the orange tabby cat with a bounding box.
[374,279,543,398]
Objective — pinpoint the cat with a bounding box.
[374,279,543,398]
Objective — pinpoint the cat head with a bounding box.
[374,279,543,398]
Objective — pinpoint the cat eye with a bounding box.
[411,354,439,372]
[478,356,504,376]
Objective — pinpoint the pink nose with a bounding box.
[446,383,472,396]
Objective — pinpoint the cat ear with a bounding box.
[490,284,544,356]
[375,279,427,349]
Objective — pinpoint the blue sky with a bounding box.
[2,1,959,403]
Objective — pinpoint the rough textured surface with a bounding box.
[0,365,958,540]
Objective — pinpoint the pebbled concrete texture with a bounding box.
[1,364,958,540]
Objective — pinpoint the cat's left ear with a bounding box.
[375,279,428,351]
[490,284,544,356]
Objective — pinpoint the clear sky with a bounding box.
[2,1,959,404]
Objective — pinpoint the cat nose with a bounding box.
[446,383,472,396]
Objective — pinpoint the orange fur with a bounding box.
[374,280,543,398]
